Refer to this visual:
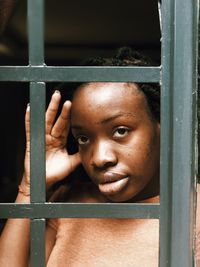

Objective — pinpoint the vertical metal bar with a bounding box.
[30,82,46,267]
[28,0,45,65]
[160,0,199,267]
[30,219,46,267]
[159,1,174,265]
[28,0,46,266]
[30,82,46,203]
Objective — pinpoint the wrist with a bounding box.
[16,188,30,203]
[18,174,30,197]
[18,184,30,197]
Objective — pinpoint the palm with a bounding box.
[45,134,76,186]
[24,91,81,189]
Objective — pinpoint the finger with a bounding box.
[51,100,71,139]
[25,103,30,145]
[46,90,61,134]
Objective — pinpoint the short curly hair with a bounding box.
[57,47,160,123]
[73,47,160,122]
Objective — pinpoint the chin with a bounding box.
[105,193,134,203]
[104,187,145,203]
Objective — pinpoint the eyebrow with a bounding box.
[100,112,136,124]
[71,112,136,130]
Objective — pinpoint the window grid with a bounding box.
[0,0,198,266]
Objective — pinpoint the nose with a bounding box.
[91,140,117,170]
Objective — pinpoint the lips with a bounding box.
[97,172,129,196]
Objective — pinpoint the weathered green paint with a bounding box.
[159,0,198,266]
[28,0,44,65]
[28,0,46,266]
[0,203,160,219]
[0,66,161,82]
[30,82,46,203]
[31,219,46,267]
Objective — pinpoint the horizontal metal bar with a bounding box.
[0,203,160,219]
[0,66,161,82]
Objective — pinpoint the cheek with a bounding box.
[79,150,92,172]
[122,134,159,170]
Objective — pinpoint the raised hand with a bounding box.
[21,90,81,194]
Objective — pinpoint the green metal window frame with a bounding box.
[0,0,199,266]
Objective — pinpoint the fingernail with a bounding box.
[27,103,30,111]
[54,90,60,94]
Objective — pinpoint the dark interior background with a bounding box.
[0,0,161,227]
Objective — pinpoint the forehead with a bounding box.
[73,82,145,104]
[71,82,150,123]
[74,82,139,94]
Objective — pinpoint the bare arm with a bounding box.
[0,193,30,267]
[45,225,57,263]
[196,184,200,267]
[0,91,81,267]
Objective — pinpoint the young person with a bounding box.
[0,47,198,267]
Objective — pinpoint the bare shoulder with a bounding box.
[196,184,200,229]
[196,184,200,265]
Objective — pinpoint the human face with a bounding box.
[71,82,160,202]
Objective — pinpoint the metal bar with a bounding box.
[159,0,199,266]
[0,66,161,82]
[30,219,46,267]
[28,1,45,265]
[159,1,175,265]
[30,82,46,203]
[28,0,45,65]
[0,203,160,219]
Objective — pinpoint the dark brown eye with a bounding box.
[77,135,89,145]
[113,127,129,138]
